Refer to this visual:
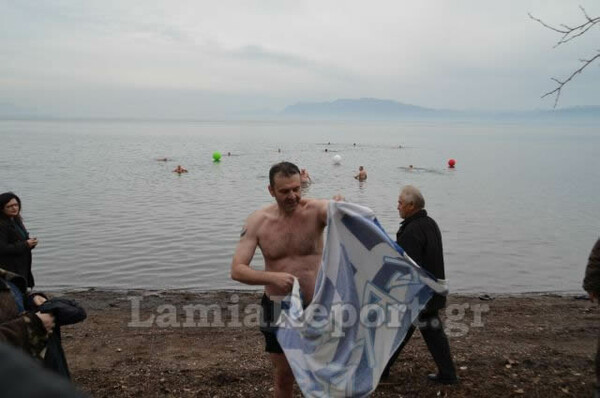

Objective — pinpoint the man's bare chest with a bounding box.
[258,218,322,261]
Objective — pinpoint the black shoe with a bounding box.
[427,373,459,385]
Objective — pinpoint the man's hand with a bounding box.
[332,194,345,202]
[268,272,295,295]
[35,312,55,333]
[590,292,597,303]
[32,294,47,307]
[26,238,38,249]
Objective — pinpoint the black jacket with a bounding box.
[0,219,34,287]
[583,238,600,295]
[0,343,88,398]
[29,296,87,379]
[397,209,446,311]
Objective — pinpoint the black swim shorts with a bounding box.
[259,294,283,353]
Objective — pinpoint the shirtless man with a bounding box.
[231,161,334,397]
[172,165,188,173]
[354,166,367,181]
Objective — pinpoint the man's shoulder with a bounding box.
[248,204,277,219]
[301,198,328,212]
[404,211,438,229]
[245,205,277,227]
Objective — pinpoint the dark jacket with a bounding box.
[28,295,87,379]
[0,343,88,398]
[0,268,48,357]
[583,238,600,295]
[397,209,446,311]
[0,218,34,287]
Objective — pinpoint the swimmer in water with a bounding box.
[300,168,312,185]
[173,165,188,174]
[156,157,168,161]
[354,166,367,181]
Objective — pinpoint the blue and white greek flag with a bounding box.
[275,201,447,397]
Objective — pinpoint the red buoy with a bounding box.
[448,159,456,168]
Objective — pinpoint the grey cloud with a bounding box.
[227,44,359,83]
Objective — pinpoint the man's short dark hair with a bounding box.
[269,162,300,187]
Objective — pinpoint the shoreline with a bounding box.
[40,285,587,298]
[53,290,598,397]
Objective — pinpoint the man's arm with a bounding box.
[230,214,294,292]
[397,225,425,267]
[317,196,344,225]
[0,312,52,358]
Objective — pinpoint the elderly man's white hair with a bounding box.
[400,185,425,209]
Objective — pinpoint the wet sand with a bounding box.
[56,290,597,397]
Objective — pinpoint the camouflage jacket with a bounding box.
[0,268,48,358]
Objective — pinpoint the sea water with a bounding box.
[1,119,598,293]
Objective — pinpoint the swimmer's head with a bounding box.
[359,166,364,171]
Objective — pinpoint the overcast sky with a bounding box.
[1,0,599,118]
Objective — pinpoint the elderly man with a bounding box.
[382,185,458,384]
[231,161,342,397]
[584,238,600,398]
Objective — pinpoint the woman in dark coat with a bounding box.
[0,192,38,288]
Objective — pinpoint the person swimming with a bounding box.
[173,165,188,174]
[300,168,312,185]
[354,166,367,181]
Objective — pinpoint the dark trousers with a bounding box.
[383,309,456,379]
[596,331,600,394]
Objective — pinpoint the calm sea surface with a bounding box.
[1,119,598,293]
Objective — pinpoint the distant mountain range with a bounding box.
[1,97,598,122]
[281,98,600,122]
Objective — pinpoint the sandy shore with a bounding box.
[53,290,597,397]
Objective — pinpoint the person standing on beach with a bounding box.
[382,185,458,384]
[231,161,338,398]
[0,192,38,288]
[583,238,600,397]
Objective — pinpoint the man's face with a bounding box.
[269,173,302,213]
[397,194,416,220]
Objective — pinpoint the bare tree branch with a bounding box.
[529,6,600,107]
[529,7,599,47]
[541,52,600,108]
